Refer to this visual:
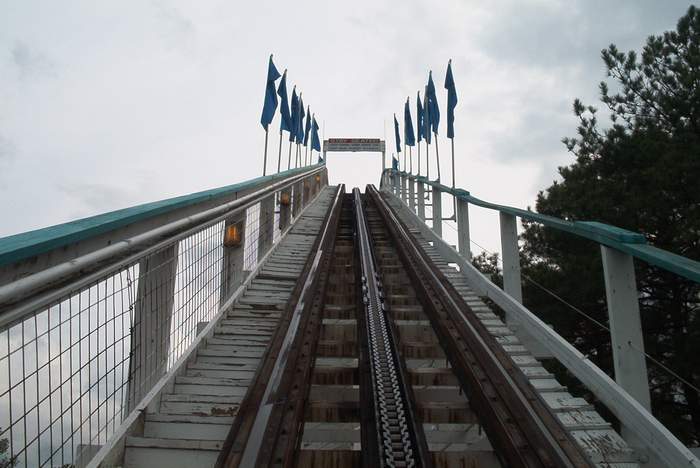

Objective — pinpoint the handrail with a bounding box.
[0,162,325,268]
[0,165,325,321]
[384,168,700,283]
[385,191,700,467]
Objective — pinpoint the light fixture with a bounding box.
[280,192,291,206]
[223,223,243,247]
[315,174,321,183]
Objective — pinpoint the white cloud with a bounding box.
[0,0,691,253]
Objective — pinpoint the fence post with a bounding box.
[417,180,426,222]
[279,189,292,231]
[457,197,471,260]
[499,213,522,302]
[303,177,311,206]
[432,186,443,237]
[313,172,323,197]
[401,175,408,204]
[408,176,416,213]
[322,168,329,188]
[601,246,652,413]
[258,194,275,263]
[220,212,247,303]
[498,212,551,358]
[128,244,179,411]
[292,180,303,218]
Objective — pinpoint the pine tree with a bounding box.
[521,6,700,444]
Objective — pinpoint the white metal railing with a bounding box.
[382,169,700,468]
[0,165,327,467]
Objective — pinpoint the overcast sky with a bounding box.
[0,0,692,255]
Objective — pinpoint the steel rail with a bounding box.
[252,185,346,467]
[0,166,325,328]
[366,185,594,468]
[390,187,700,468]
[355,208,381,466]
[215,184,344,468]
[354,188,433,468]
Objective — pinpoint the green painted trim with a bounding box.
[388,169,700,283]
[574,221,646,244]
[0,164,324,267]
[621,244,700,283]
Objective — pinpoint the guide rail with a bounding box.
[215,185,345,468]
[216,185,598,468]
[366,185,594,468]
[353,188,433,468]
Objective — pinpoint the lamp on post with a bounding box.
[280,191,291,206]
[223,222,244,248]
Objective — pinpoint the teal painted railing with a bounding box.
[385,169,700,283]
[0,163,324,268]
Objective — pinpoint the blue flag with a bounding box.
[392,156,399,170]
[444,60,457,139]
[289,87,299,142]
[260,55,281,129]
[393,114,401,154]
[426,71,440,135]
[297,95,305,143]
[303,105,311,146]
[277,71,292,133]
[416,91,424,143]
[423,89,432,144]
[404,98,415,147]
[311,115,321,152]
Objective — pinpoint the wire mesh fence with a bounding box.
[385,173,700,458]
[0,172,323,467]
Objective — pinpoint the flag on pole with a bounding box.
[444,60,458,139]
[426,71,440,134]
[393,114,401,154]
[416,91,424,143]
[260,55,281,128]
[297,96,305,143]
[404,98,415,147]
[277,70,292,133]
[392,156,399,170]
[303,105,311,146]
[311,115,321,152]
[289,87,299,142]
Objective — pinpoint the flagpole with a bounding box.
[409,146,413,174]
[425,140,430,180]
[417,141,421,176]
[305,145,309,166]
[403,142,406,173]
[277,130,283,173]
[451,137,455,189]
[434,132,441,181]
[263,126,269,176]
[451,136,457,218]
[288,140,292,170]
